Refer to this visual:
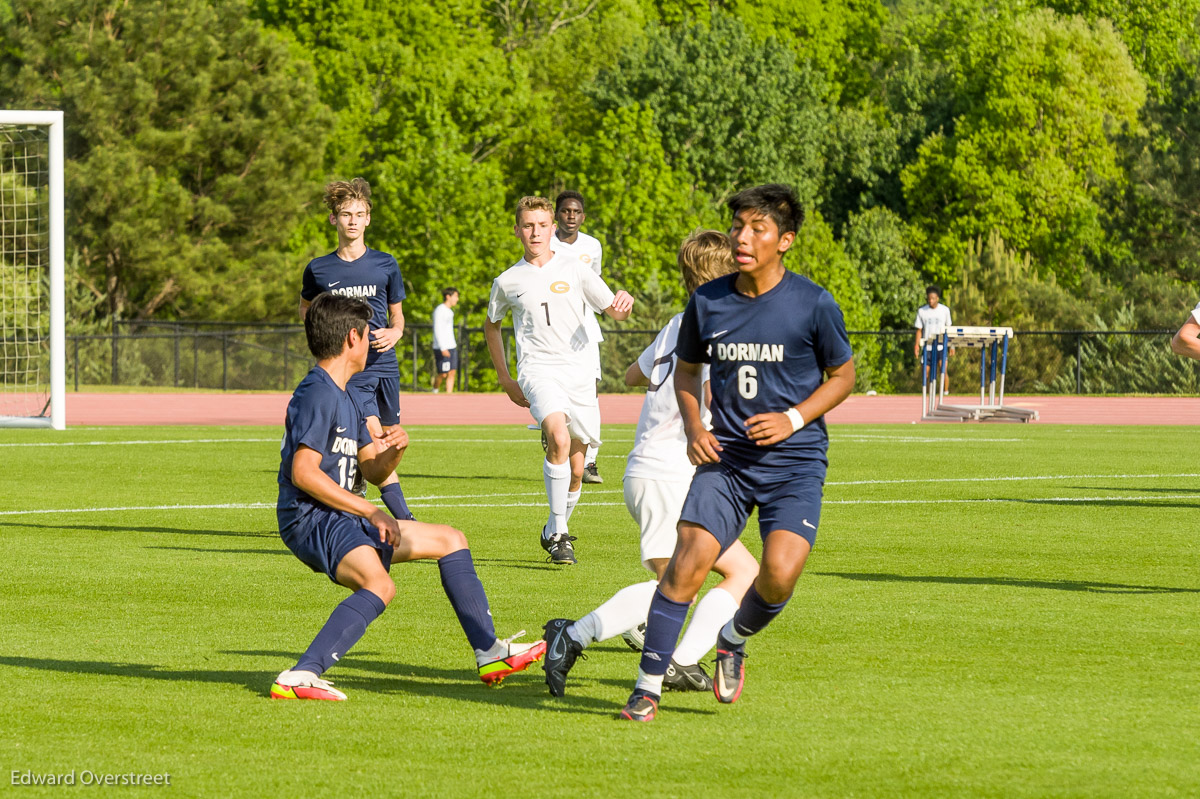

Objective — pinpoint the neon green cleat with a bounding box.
[478,632,547,687]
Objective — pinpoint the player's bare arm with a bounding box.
[359,428,408,485]
[604,290,634,321]
[484,318,530,407]
[292,445,400,545]
[625,360,649,387]
[371,300,405,352]
[745,359,856,446]
[676,358,722,464]
[299,296,311,320]
[1170,318,1200,361]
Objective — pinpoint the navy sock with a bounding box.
[638,588,691,676]
[294,589,387,675]
[438,549,496,651]
[731,584,790,640]
[380,483,414,521]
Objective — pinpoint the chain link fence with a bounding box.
[59,323,1200,395]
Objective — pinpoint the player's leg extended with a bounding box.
[272,545,394,701]
[671,540,758,685]
[393,520,546,685]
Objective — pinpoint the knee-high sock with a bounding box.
[674,587,739,666]
[543,458,570,536]
[438,549,496,652]
[380,483,414,521]
[569,580,657,647]
[638,588,690,677]
[585,443,599,464]
[722,584,789,645]
[565,489,581,521]
[294,589,386,676]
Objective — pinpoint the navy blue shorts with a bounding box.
[679,460,825,553]
[347,370,401,426]
[435,349,459,373]
[281,505,393,583]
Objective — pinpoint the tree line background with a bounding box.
[3,0,1200,390]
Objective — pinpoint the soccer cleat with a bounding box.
[663,659,713,692]
[542,618,586,697]
[541,531,577,565]
[617,690,659,722]
[270,669,347,701]
[478,631,547,687]
[620,622,646,652]
[582,462,603,484]
[540,428,548,452]
[713,632,746,704]
[350,469,368,499]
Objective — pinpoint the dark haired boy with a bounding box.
[618,184,856,721]
[271,293,544,701]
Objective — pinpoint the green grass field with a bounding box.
[2,423,1198,797]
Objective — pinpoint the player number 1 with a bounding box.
[540,302,551,325]
[738,365,758,399]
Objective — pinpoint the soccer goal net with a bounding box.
[0,111,64,429]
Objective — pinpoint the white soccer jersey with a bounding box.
[570,230,603,276]
[432,303,456,351]
[624,313,711,481]
[915,303,952,340]
[1190,300,1200,325]
[487,245,616,373]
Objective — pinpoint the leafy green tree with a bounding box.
[843,207,923,329]
[0,0,329,323]
[900,8,1145,286]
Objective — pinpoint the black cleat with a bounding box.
[620,622,645,652]
[663,659,713,692]
[582,462,603,484]
[617,690,659,722]
[542,618,585,697]
[350,469,368,498]
[713,632,746,704]
[540,530,577,565]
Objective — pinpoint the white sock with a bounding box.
[674,587,739,666]
[585,443,599,464]
[572,580,656,646]
[720,619,748,646]
[473,638,505,666]
[543,458,570,536]
[565,489,581,521]
[635,667,664,697]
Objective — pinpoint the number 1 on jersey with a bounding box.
[540,302,550,325]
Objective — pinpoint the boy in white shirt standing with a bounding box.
[485,196,634,565]
[432,287,459,393]
[915,285,953,394]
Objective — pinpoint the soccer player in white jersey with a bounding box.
[485,196,634,565]
[541,230,759,697]
[1169,301,1200,360]
[554,190,607,484]
[914,285,953,394]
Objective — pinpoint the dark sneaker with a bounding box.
[620,622,646,652]
[663,659,713,692]
[350,469,368,498]
[541,531,577,565]
[582,462,603,484]
[713,632,746,704]
[540,428,548,452]
[617,690,659,722]
[542,618,585,697]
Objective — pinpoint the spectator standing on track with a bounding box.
[915,285,953,395]
[433,287,459,394]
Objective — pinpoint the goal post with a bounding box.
[0,110,64,429]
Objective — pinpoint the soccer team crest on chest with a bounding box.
[550,281,570,294]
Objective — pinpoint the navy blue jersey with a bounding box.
[302,248,406,372]
[676,270,854,469]
[277,366,373,530]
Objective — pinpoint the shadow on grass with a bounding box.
[816,572,1200,594]
[0,520,273,539]
[145,545,289,556]
[1068,485,1200,495]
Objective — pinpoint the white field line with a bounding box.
[3,493,1199,517]
[827,472,1200,487]
[0,438,281,448]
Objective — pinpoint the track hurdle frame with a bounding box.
[920,326,1038,423]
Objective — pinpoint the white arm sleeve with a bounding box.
[578,264,616,313]
[486,279,510,324]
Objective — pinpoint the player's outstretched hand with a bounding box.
[501,378,530,408]
[368,509,402,547]
[744,412,795,446]
[371,327,403,353]
[687,428,723,465]
[611,290,634,314]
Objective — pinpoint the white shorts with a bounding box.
[623,475,690,570]
[519,367,601,446]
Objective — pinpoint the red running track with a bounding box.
[54,392,1200,426]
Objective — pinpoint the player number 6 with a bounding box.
[738,364,758,399]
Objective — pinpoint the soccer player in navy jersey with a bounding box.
[271,293,545,701]
[300,178,413,522]
[618,184,856,722]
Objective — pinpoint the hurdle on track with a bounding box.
[920,326,1038,423]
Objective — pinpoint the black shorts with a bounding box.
[435,349,459,373]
